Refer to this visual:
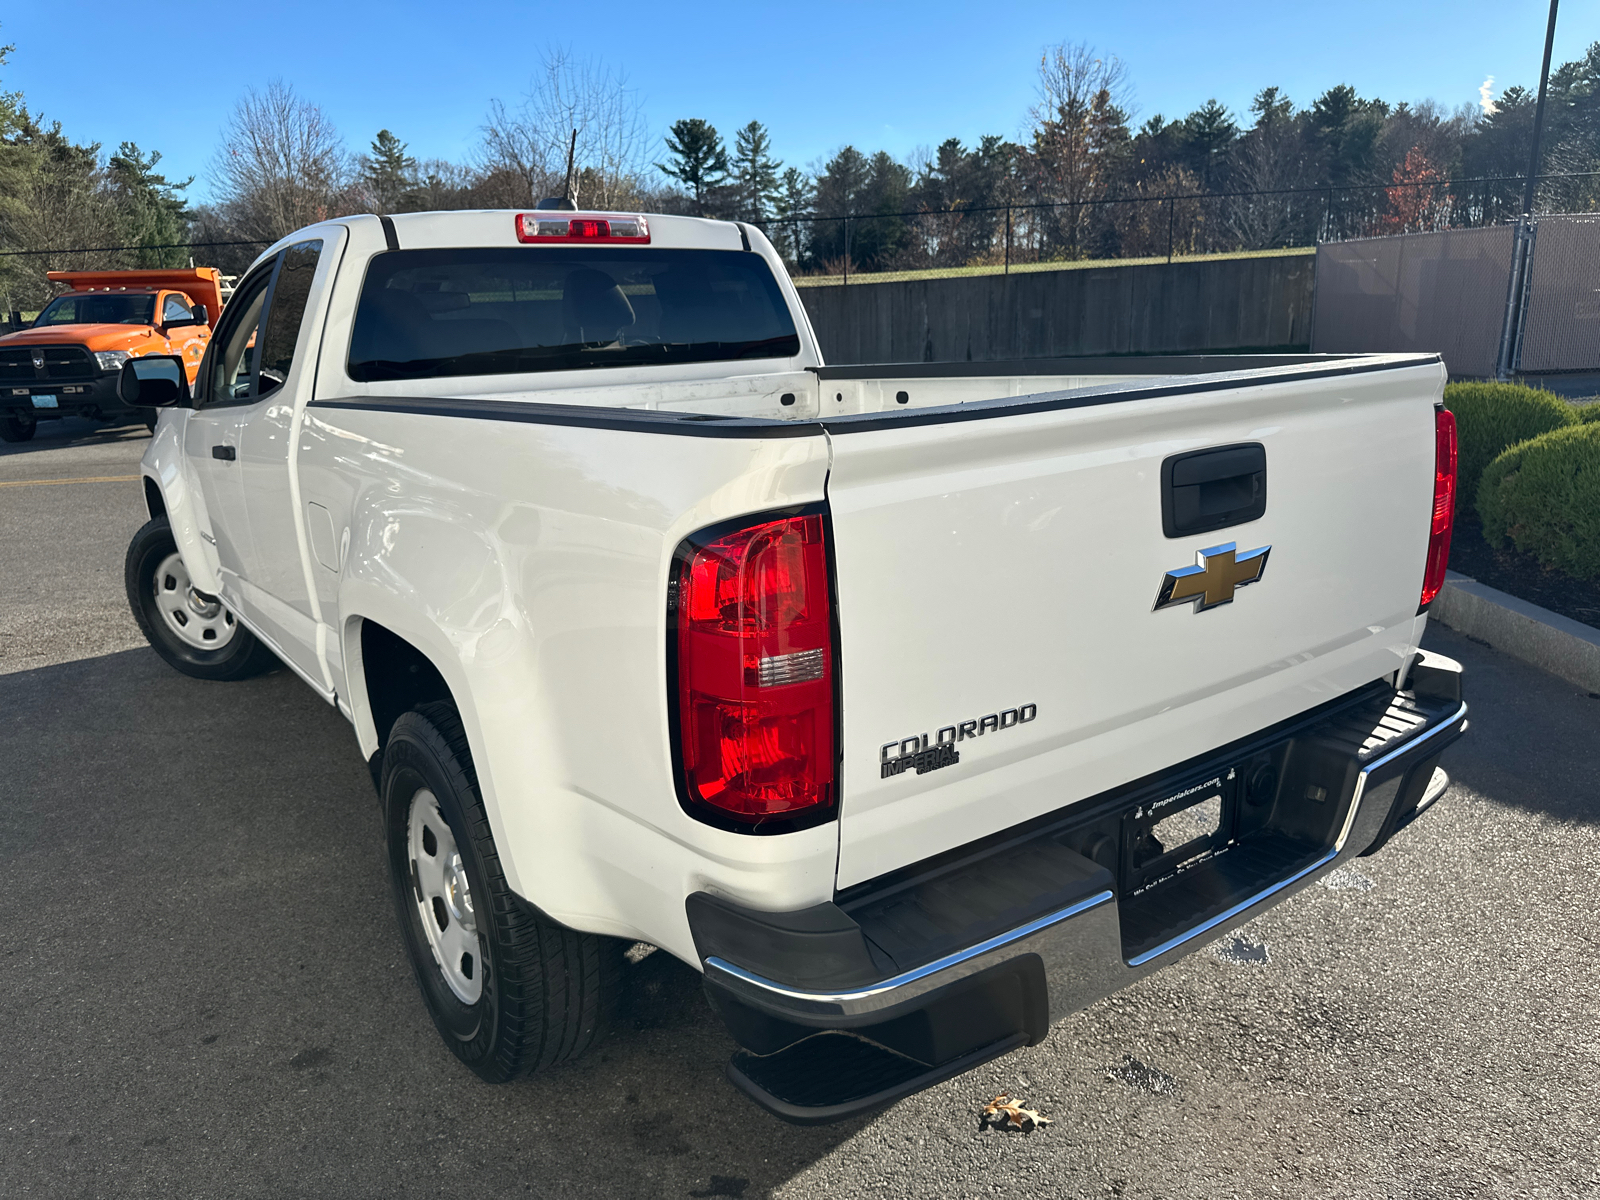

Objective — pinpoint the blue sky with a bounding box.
[4,1,1595,203]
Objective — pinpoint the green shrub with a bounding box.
[1575,402,1600,424]
[1443,382,1578,498]
[1477,423,1600,581]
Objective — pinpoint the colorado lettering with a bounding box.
[879,703,1038,779]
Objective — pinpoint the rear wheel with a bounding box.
[124,517,278,680]
[383,702,622,1082]
[0,414,36,442]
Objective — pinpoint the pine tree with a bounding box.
[732,120,780,222]
[657,119,728,216]
[106,143,191,267]
[771,166,812,264]
[1180,100,1238,191]
[1250,87,1294,131]
[365,129,416,214]
[811,146,869,267]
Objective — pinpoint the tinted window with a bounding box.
[161,294,193,323]
[257,241,322,393]
[208,271,272,403]
[204,240,323,404]
[37,294,156,326]
[347,247,801,382]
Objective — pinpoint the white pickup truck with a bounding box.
[122,207,1467,1122]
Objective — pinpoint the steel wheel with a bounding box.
[407,786,483,1004]
[151,551,237,650]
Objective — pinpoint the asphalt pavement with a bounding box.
[2,419,1597,1199]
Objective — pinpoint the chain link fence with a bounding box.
[1312,212,1600,378]
[755,173,1599,288]
[1311,227,1514,377]
[1516,213,1600,374]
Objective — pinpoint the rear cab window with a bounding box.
[346,248,801,382]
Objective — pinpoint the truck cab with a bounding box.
[0,268,222,443]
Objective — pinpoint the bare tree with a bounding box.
[1026,42,1132,256]
[212,80,349,242]
[1106,164,1205,257]
[408,157,479,210]
[481,49,650,209]
[1226,90,1314,249]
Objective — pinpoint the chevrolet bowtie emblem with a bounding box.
[1154,542,1271,613]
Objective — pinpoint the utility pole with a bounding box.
[1496,0,1560,380]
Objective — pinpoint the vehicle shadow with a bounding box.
[0,648,861,1199]
[0,415,148,456]
[1419,624,1600,827]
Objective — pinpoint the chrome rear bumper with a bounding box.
[695,655,1467,1123]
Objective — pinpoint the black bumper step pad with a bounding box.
[1118,829,1322,960]
[727,1030,1028,1125]
[842,838,1112,976]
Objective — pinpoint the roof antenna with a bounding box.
[534,129,581,211]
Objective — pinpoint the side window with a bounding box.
[256,240,323,397]
[161,294,193,324]
[202,239,323,405]
[206,265,275,404]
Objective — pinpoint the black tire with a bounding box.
[0,414,36,442]
[124,516,279,681]
[383,701,622,1082]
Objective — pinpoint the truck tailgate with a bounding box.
[824,359,1444,889]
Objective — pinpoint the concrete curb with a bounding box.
[1430,570,1600,692]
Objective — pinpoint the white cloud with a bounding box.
[1479,76,1498,115]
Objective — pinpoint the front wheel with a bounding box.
[0,414,36,442]
[124,517,278,680]
[383,702,622,1082]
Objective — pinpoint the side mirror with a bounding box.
[7,310,21,332]
[191,304,209,326]
[162,308,204,333]
[120,355,191,408]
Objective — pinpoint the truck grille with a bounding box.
[0,345,98,384]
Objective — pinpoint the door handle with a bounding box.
[1161,443,1266,538]
[212,445,236,461]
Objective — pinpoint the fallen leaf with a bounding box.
[982,1092,1053,1131]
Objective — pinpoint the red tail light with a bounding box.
[672,512,835,827]
[1419,407,1458,611]
[515,213,650,243]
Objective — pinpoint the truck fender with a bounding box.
[332,477,541,900]
[337,578,534,898]
[139,412,222,595]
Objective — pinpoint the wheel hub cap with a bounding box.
[443,857,475,930]
[152,551,237,650]
[407,788,483,1004]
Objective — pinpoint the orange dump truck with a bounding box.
[0,268,223,442]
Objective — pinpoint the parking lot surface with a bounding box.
[2,420,1597,1199]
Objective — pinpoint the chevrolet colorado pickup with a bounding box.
[0,268,221,442]
[121,209,1466,1122]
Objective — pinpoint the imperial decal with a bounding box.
[880,703,1038,780]
[1153,541,1271,613]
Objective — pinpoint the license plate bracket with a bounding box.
[1121,767,1239,897]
